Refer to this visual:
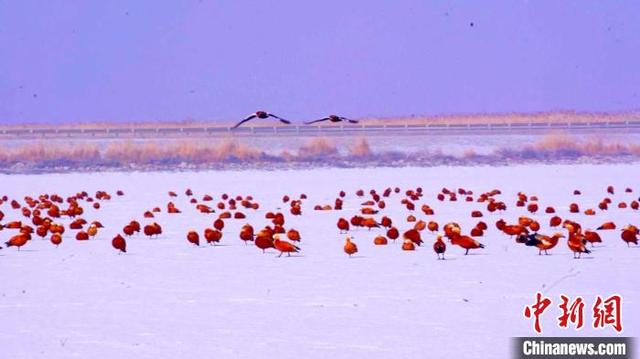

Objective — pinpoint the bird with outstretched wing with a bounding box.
[231,111,291,129]
[304,115,358,125]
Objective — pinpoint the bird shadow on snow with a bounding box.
[275,254,305,258]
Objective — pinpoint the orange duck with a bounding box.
[144,222,162,238]
[565,224,590,258]
[433,234,446,260]
[597,221,616,230]
[272,212,285,227]
[563,219,582,233]
[413,220,427,231]
[501,224,528,238]
[204,228,223,245]
[112,234,127,253]
[403,229,423,246]
[255,228,275,253]
[5,220,23,229]
[187,230,200,246]
[286,228,301,242]
[373,235,388,245]
[470,226,484,237]
[402,239,416,251]
[123,224,135,236]
[380,216,393,228]
[344,236,358,257]
[386,227,399,241]
[239,224,255,245]
[583,230,602,246]
[87,224,98,239]
[274,235,300,257]
[361,217,380,230]
[621,225,639,247]
[35,225,48,239]
[337,218,350,233]
[443,222,461,239]
[525,233,564,255]
[450,227,485,255]
[529,221,540,232]
[213,219,225,231]
[5,233,30,250]
[50,233,62,247]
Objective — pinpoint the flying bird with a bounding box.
[232,111,290,129]
[304,115,358,125]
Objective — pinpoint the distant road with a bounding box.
[2,120,639,140]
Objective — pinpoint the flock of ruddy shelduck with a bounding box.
[1,184,639,259]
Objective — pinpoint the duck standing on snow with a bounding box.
[112,234,127,253]
[520,233,564,255]
[536,233,564,255]
[344,236,358,257]
[254,227,275,253]
[433,234,446,260]
[337,218,350,233]
[186,230,200,246]
[565,224,590,259]
[621,225,639,247]
[274,235,300,257]
[449,227,484,255]
[4,233,30,251]
[232,111,290,129]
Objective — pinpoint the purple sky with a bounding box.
[1,1,638,124]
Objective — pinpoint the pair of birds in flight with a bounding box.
[232,111,359,129]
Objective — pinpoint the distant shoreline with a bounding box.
[2,110,639,130]
[2,154,639,176]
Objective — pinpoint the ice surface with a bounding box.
[1,164,639,358]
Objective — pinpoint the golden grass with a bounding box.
[0,142,101,164]
[531,133,639,155]
[297,137,338,158]
[1,132,638,169]
[348,137,372,157]
[103,139,264,164]
[498,133,640,159]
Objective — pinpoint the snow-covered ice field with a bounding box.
[1,164,639,358]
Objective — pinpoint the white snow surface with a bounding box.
[1,164,639,358]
